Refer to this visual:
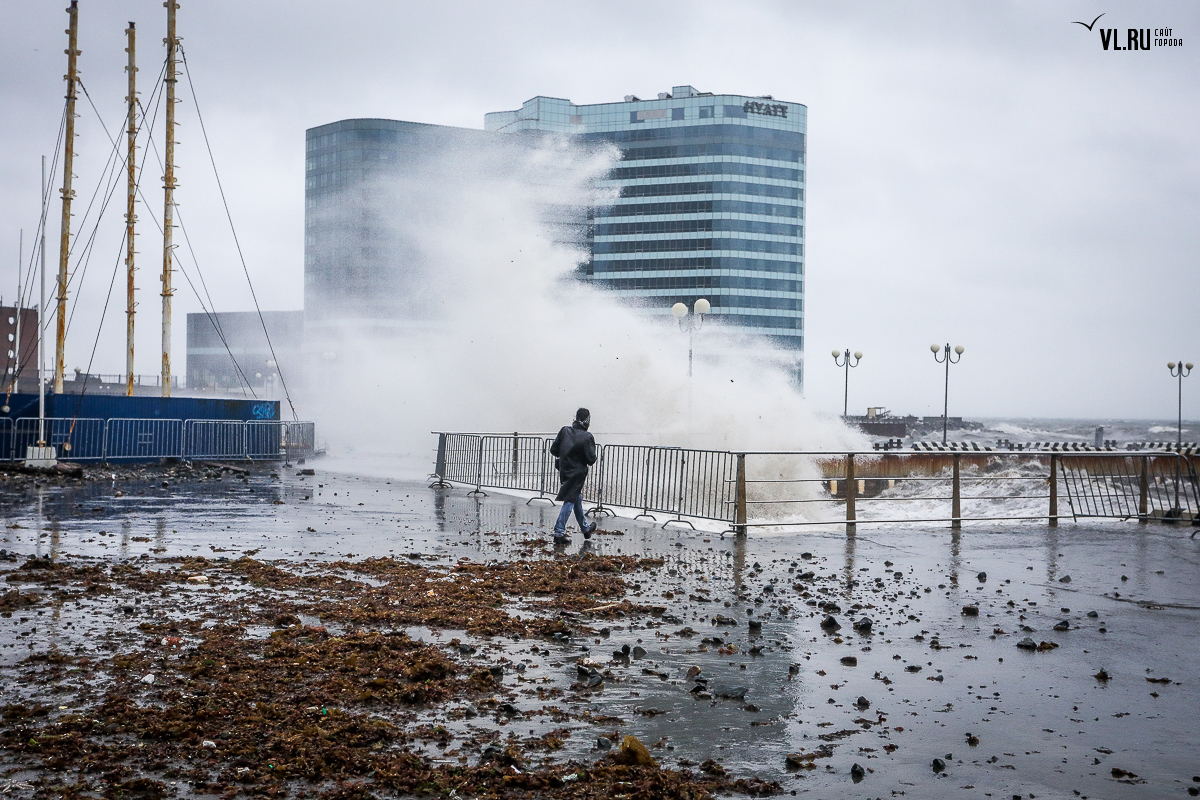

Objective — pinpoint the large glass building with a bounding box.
[486,85,806,383]
[304,118,492,342]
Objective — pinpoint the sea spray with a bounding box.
[301,134,866,481]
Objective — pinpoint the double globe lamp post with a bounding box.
[672,298,710,379]
[1166,360,1192,519]
[931,343,965,445]
[831,349,862,417]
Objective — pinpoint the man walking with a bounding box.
[550,407,598,545]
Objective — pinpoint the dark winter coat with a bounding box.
[550,420,597,501]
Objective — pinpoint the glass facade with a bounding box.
[486,86,806,381]
[305,86,806,384]
[304,118,495,338]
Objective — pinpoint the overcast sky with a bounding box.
[1,1,1196,421]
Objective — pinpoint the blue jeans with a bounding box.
[554,492,589,535]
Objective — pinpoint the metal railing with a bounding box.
[432,433,1200,533]
[0,417,317,462]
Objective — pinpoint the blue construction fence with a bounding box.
[0,417,316,462]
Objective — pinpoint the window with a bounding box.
[672,108,685,121]
[698,106,714,119]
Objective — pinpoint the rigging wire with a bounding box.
[62,230,128,426]
[132,90,257,397]
[71,55,257,398]
[62,79,131,341]
[179,45,297,419]
[6,106,68,393]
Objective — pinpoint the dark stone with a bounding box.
[962,605,979,616]
[1016,637,1037,650]
[820,615,840,630]
[1053,620,1070,631]
[850,762,866,782]
[977,572,987,582]
[931,757,946,773]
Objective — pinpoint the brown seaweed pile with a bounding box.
[1,552,779,799]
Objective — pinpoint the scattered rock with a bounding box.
[850,762,866,781]
[931,757,946,773]
[1094,669,1111,682]
[853,616,872,632]
[1016,638,1037,650]
[1059,575,1072,583]
[1053,620,1070,631]
[712,684,748,700]
[962,605,979,616]
[966,734,979,746]
[820,615,840,630]
[140,673,156,684]
[595,736,612,751]
[1087,611,1099,618]
[631,645,646,658]
[976,572,987,582]
[686,665,701,679]
[612,735,657,768]
[840,656,858,667]
[855,696,870,709]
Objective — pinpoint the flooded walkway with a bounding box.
[2,460,1198,799]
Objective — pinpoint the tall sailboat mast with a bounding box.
[53,0,80,394]
[161,0,179,397]
[125,22,138,396]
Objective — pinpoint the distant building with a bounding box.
[303,119,495,345]
[185,311,302,396]
[0,306,39,393]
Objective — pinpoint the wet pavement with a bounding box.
[2,460,1199,799]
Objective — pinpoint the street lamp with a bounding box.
[672,298,709,378]
[1166,360,1192,519]
[831,349,862,417]
[931,343,965,445]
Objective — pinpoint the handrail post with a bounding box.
[1138,455,1148,522]
[635,447,654,520]
[952,453,961,529]
[845,453,856,533]
[735,452,747,536]
[434,433,446,480]
[1048,453,1058,527]
[511,431,519,486]
[469,436,487,497]
[590,444,607,517]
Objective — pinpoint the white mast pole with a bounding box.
[13,230,21,394]
[39,156,48,446]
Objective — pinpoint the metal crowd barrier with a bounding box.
[432,433,1200,533]
[0,417,317,462]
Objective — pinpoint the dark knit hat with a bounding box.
[575,408,590,423]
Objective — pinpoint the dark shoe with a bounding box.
[553,534,570,546]
[583,522,597,539]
